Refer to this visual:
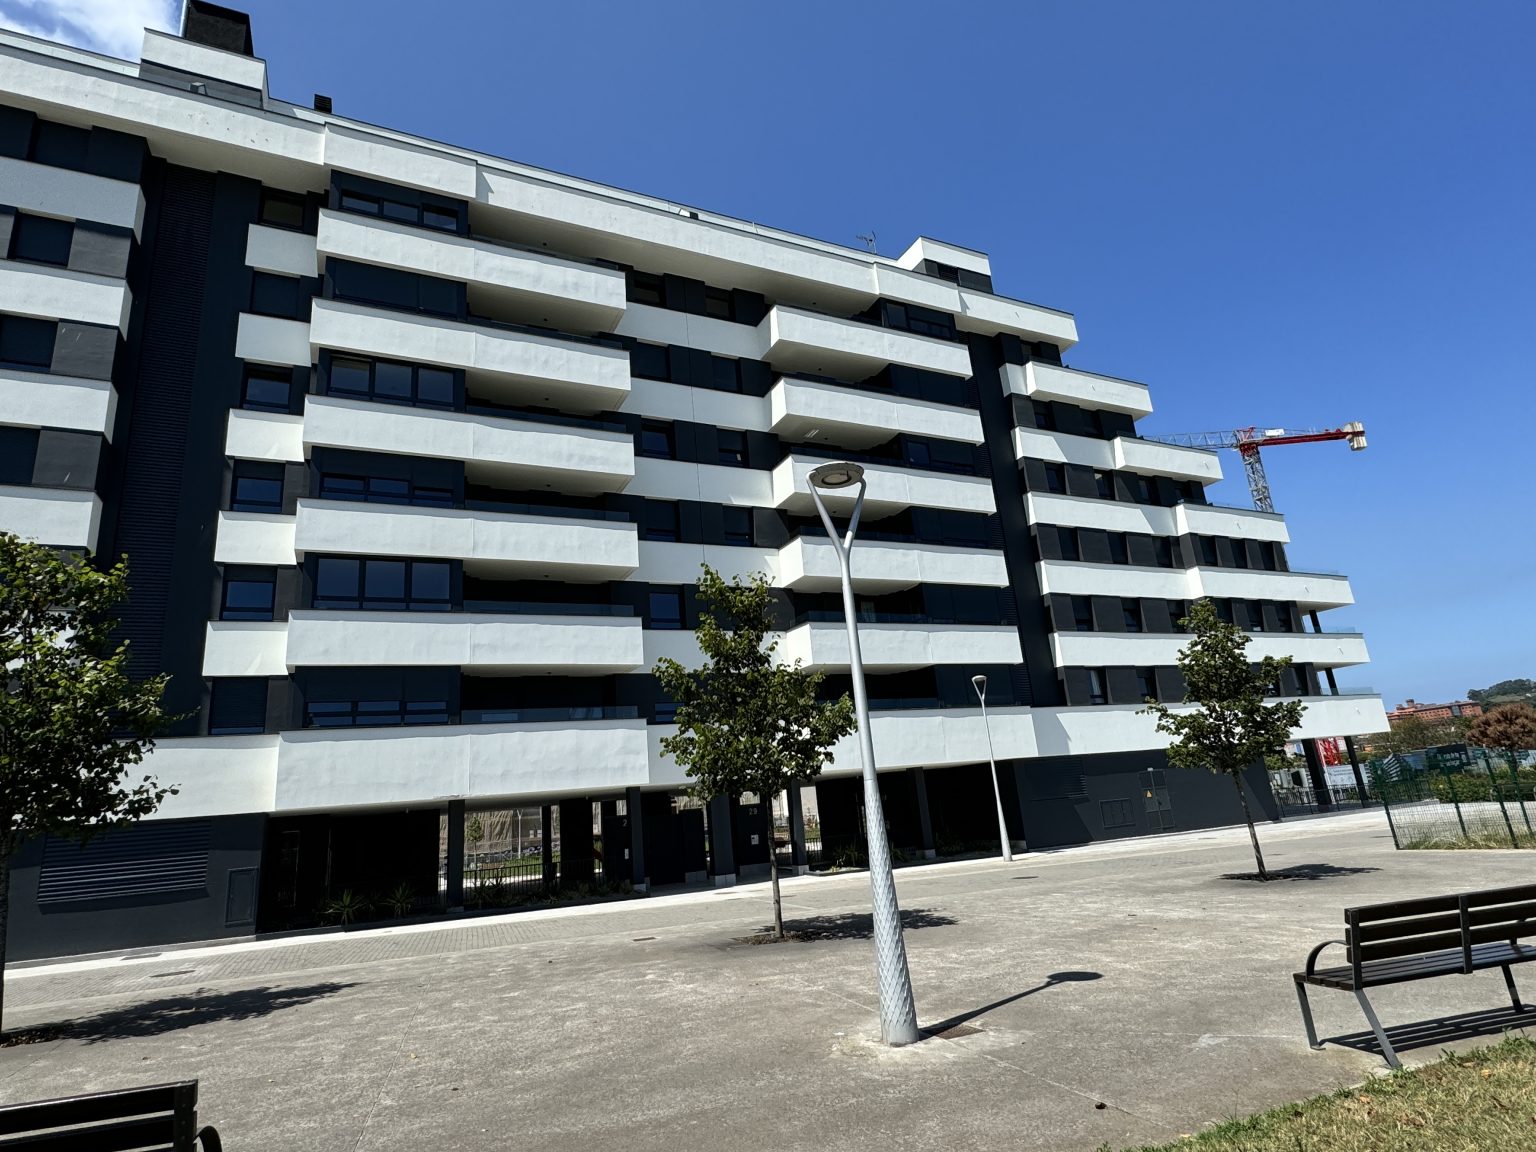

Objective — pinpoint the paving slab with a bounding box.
[1,812,1532,1150]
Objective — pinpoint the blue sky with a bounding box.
[7,0,1533,708]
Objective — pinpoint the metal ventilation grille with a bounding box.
[37,820,212,904]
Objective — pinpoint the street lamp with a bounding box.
[971,674,1014,862]
[808,461,921,1047]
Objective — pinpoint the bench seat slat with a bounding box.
[0,1113,175,1152]
[0,1084,183,1137]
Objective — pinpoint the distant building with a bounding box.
[1388,699,1484,724]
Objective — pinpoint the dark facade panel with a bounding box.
[50,321,117,380]
[31,429,102,489]
[67,221,133,278]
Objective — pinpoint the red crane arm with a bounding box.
[1236,430,1354,448]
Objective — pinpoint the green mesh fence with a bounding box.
[1373,757,1536,850]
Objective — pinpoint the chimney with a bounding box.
[313,94,333,114]
[181,1,255,57]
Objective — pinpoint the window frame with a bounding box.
[8,212,73,268]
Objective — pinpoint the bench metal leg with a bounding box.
[1295,980,1322,1049]
[1354,989,1400,1069]
[1502,965,1527,1013]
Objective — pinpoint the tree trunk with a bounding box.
[1231,770,1269,880]
[0,850,10,1035]
[768,834,783,940]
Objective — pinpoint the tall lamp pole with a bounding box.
[971,674,1014,862]
[808,461,921,1046]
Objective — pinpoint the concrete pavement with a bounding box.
[1,811,1532,1150]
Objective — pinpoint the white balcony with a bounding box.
[780,621,1022,672]
[213,511,295,566]
[293,498,639,581]
[1196,567,1355,612]
[235,313,311,368]
[1012,426,1110,468]
[1113,436,1222,483]
[0,485,101,550]
[772,454,996,517]
[1051,630,1370,670]
[0,155,144,235]
[778,535,1010,593]
[302,394,634,493]
[768,377,983,450]
[202,621,287,677]
[225,408,304,464]
[1175,501,1290,544]
[0,368,115,437]
[142,736,279,820]
[759,305,973,379]
[1003,361,1152,418]
[275,718,651,811]
[0,260,130,332]
[245,223,317,277]
[285,610,643,673]
[1025,491,1179,536]
[316,209,627,332]
[1037,560,1192,600]
[309,299,629,411]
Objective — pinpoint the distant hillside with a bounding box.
[1469,678,1536,708]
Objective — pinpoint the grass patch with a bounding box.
[1397,830,1536,850]
[1105,1036,1536,1151]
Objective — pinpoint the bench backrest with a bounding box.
[1461,884,1536,966]
[1345,894,1464,984]
[0,1080,198,1150]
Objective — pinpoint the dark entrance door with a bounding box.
[734,798,771,868]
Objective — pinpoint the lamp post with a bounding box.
[808,461,921,1047]
[971,674,1014,862]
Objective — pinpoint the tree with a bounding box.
[1141,599,1306,880]
[1469,679,1536,709]
[1467,703,1536,773]
[654,567,856,938]
[0,535,177,1028]
[1367,713,1470,758]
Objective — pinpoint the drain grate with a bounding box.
[927,1023,982,1040]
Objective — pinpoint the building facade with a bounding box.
[1387,699,1483,724]
[0,6,1387,959]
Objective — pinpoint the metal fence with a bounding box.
[1272,784,1367,819]
[1375,760,1536,850]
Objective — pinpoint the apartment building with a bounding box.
[0,5,1387,959]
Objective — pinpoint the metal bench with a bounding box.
[0,1080,221,1150]
[1294,883,1536,1067]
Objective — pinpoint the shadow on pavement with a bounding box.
[740,908,957,944]
[1221,863,1382,883]
[1326,1003,1536,1060]
[57,981,356,1044]
[923,970,1103,1038]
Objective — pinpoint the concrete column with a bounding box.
[911,768,936,859]
[626,786,647,890]
[541,804,555,890]
[445,800,465,910]
[599,798,618,884]
[1303,740,1332,810]
[1343,736,1369,806]
[707,794,737,887]
[787,785,809,874]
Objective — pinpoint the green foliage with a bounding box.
[1468,678,1536,708]
[325,888,371,925]
[1140,599,1306,879]
[0,534,179,860]
[1467,703,1536,768]
[1366,712,1471,758]
[464,813,484,845]
[653,567,857,808]
[384,881,416,917]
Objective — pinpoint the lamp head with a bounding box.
[808,461,865,490]
[972,673,988,695]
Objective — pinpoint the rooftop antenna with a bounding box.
[856,231,877,253]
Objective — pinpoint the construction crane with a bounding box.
[1147,423,1367,513]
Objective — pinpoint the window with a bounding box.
[240,363,291,413]
[328,260,458,318]
[258,188,305,230]
[1121,599,1143,632]
[1213,599,1234,624]
[626,271,665,306]
[337,189,458,233]
[250,272,304,319]
[1135,667,1158,702]
[641,502,681,542]
[1198,535,1220,566]
[1087,409,1107,438]
[653,700,679,724]
[906,440,932,469]
[1043,463,1066,494]
[1132,474,1155,503]
[723,507,752,545]
[0,315,57,369]
[1169,600,1188,631]
[326,355,455,408]
[421,206,458,232]
[1109,532,1129,565]
[8,213,72,267]
[1057,526,1079,561]
[306,699,449,728]
[1071,595,1094,632]
[1232,541,1250,569]
[629,342,669,381]
[1246,602,1266,632]
[220,570,276,621]
[1032,400,1055,430]
[317,473,452,508]
[648,587,684,630]
[704,286,733,320]
[710,356,742,392]
[230,463,283,512]
[313,557,451,611]
[638,420,674,459]
[717,429,747,467]
[1093,470,1114,500]
[1087,668,1107,706]
[1260,541,1279,571]
[209,680,266,735]
[1153,536,1174,568]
